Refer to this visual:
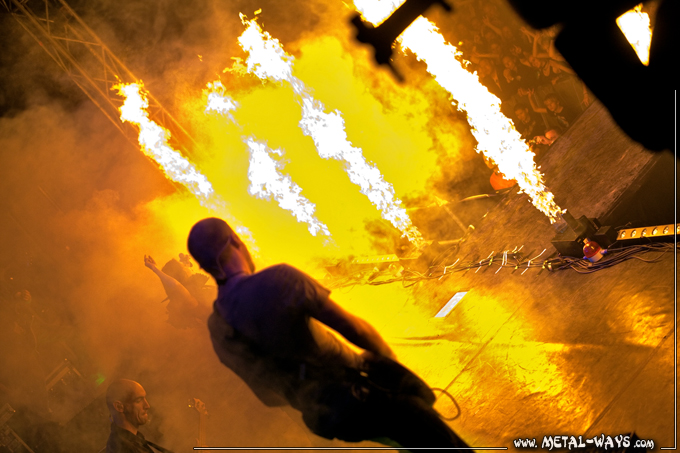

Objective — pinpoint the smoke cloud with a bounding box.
[0,0,490,449]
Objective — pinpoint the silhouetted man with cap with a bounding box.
[105,379,173,453]
[187,217,470,450]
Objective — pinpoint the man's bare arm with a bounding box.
[315,299,396,360]
[524,89,547,113]
[145,255,198,308]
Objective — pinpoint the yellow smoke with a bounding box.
[236,16,424,245]
[246,138,332,238]
[114,81,257,250]
[145,7,475,269]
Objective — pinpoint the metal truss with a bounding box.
[1,0,197,154]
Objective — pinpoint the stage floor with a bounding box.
[336,100,677,449]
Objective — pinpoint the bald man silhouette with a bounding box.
[105,379,173,453]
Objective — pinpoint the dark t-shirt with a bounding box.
[208,266,463,446]
[106,424,167,453]
[209,265,362,408]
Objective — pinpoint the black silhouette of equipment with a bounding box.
[351,0,452,80]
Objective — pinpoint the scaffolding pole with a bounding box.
[1,0,198,155]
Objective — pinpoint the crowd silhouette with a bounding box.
[445,0,589,141]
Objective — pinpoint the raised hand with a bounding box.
[144,255,158,270]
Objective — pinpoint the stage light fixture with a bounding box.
[616,224,678,243]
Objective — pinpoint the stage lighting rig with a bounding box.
[616,223,679,244]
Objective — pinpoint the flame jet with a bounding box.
[115,82,256,246]
[246,139,332,238]
[616,4,652,66]
[353,1,563,223]
[205,81,240,119]
[236,16,423,246]
[204,82,331,239]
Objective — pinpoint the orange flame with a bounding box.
[354,0,402,24]
[114,82,257,249]
[204,78,331,238]
[616,4,652,66]
[353,1,563,222]
[246,138,332,238]
[236,16,423,245]
[205,80,240,119]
